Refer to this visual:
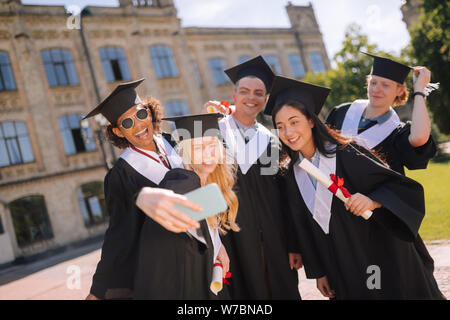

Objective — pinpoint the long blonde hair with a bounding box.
[176,137,240,235]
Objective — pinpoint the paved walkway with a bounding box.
[0,240,448,300]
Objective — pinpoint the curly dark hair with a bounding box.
[105,96,164,149]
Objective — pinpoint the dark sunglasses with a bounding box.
[120,108,149,129]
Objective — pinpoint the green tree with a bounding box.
[409,0,450,134]
[304,24,397,116]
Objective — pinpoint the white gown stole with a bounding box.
[218,115,272,175]
[293,149,337,234]
[341,99,400,149]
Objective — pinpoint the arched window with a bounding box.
[149,45,179,78]
[9,195,53,247]
[41,49,79,87]
[0,51,16,91]
[77,181,107,227]
[58,114,96,155]
[208,58,228,86]
[99,47,131,82]
[0,121,34,167]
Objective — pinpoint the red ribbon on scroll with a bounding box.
[213,262,232,285]
[328,174,351,198]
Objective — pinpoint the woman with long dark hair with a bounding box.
[264,76,444,299]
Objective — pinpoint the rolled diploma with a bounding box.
[210,261,223,295]
[298,158,372,220]
[206,101,234,115]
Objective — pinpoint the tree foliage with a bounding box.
[409,0,450,134]
[304,24,402,116]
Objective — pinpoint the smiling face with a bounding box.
[274,105,315,154]
[367,75,406,109]
[189,136,222,176]
[112,104,155,151]
[232,76,268,122]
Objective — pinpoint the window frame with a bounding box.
[0,51,17,91]
[288,53,306,78]
[9,195,54,247]
[309,52,326,73]
[208,57,228,86]
[0,121,35,167]
[41,48,79,87]
[149,45,179,79]
[99,47,132,83]
[58,114,96,156]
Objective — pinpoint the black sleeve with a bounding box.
[342,144,425,242]
[284,168,326,279]
[90,168,143,299]
[325,107,337,127]
[325,103,352,129]
[161,132,178,148]
[277,172,301,254]
[393,122,437,170]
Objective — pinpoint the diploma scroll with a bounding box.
[206,100,235,115]
[210,261,224,295]
[298,158,372,220]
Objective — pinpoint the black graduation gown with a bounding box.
[326,103,437,275]
[221,136,300,300]
[133,168,220,300]
[326,103,437,175]
[90,158,158,299]
[90,132,178,299]
[285,143,445,299]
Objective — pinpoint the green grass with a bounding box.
[405,161,450,241]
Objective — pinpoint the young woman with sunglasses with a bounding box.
[84,80,203,300]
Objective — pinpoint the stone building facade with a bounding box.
[0,0,330,265]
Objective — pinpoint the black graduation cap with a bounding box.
[264,76,330,116]
[162,113,224,140]
[362,52,412,84]
[224,55,275,91]
[83,78,145,124]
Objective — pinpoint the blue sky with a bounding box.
[21,0,411,60]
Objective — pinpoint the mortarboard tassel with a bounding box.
[423,82,440,97]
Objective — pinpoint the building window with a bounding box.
[288,54,306,78]
[192,61,202,88]
[208,58,228,86]
[0,121,34,167]
[165,100,190,117]
[238,56,251,64]
[99,47,131,82]
[263,55,282,74]
[77,182,107,227]
[58,114,96,155]
[9,195,54,247]
[41,49,79,87]
[149,45,179,78]
[309,52,326,73]
[0,51,16,91]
